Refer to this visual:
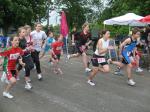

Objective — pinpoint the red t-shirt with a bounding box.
[0,47,24,70]
[51,41,64,55]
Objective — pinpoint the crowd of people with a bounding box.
[0,22,150,99]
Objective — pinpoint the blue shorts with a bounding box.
[121,51,131,64]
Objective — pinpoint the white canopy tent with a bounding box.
[103,13,147,26]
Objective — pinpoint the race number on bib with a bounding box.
[97,58,106,64]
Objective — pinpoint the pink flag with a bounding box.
[139,15,150,23]
[60,11,69,37]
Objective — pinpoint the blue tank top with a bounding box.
[123,37,137,52]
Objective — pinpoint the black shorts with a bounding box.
[122,58,129,64]
[91,54,108,67]
[52,54,61,60]
[76,45,88,54]
[23,54,34,70]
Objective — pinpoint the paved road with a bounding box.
[0,56,150,112]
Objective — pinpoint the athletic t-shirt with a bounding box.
[122,37,137,53]
[30,30,47,51]
[0,47,24,70]
[95,38,109,56]
[45,37,55,50]
[51,41,64,55]
[76,31,92,46]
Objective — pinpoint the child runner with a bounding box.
[51,34,64,74]
[109,28,141,86]
[40,31,55,59]
[0,36,25,99]
[87,30,113,86]
[30,22,47,80]
[67,23,92,73]
[17,27,34,90]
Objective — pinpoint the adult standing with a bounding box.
[30,23,47,80]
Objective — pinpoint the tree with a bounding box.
[0,0,47,35]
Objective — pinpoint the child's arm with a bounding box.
[18,57,25,67]
[0,49,10,57]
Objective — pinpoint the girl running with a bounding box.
[17,27,34,90]
[67,23,92,73]
[87,30,113,86]
[50,34,64,75]
[40,31,55,59]
[0,36,25,99]
[109,28,141,86]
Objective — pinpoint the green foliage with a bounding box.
[0,0,47,35]
[96,0,150,36]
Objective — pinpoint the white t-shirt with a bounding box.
[30,30,47,51]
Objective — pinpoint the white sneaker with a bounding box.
[25,83,32,90]
[34,65,36,70]
[85,68,92,72]
[136,68,143,72]
[67,55,70,60]
[37,74,42,80]
[27,78,31,82]
[87,80,95,86]
[16,76,20,81]
[127,79,136,86]
[3,92,14,99]
[23,68,25,72]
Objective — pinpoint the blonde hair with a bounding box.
[82,23,89,30]
[17,27,26,36]
[24,25,31,30]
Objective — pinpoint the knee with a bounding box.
[92,68,99,73]
[128,63,132,68]
[10,78,17,84]
[103,67,110,73]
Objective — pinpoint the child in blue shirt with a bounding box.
[40,31,55,59]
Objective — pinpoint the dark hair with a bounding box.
[132,27,140,35]
[46,30,53,36]
[101,30,109,36]
[9,35,18,42]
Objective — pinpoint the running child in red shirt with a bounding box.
[51,34,64,74]
[0,36,25,99]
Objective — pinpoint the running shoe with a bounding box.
[3,92,14,99]
[67,55,70,60]
[136,68,143,72]
[25,82,32,90]
[127,79,136,86]
[34,64,36,70]
[37,74,42,80]
[87,80,95,86]
[85,68,92,72]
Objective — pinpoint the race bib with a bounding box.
[56,46,62,50]
[97,58,106,64]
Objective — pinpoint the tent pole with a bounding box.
[129,26,131,36]
[104,24,106,30]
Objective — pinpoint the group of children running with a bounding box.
[0,23,64,99]
[0,22,143,99]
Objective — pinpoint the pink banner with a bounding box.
[60,11,69,37]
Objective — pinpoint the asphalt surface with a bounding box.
[0,55,150,112]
